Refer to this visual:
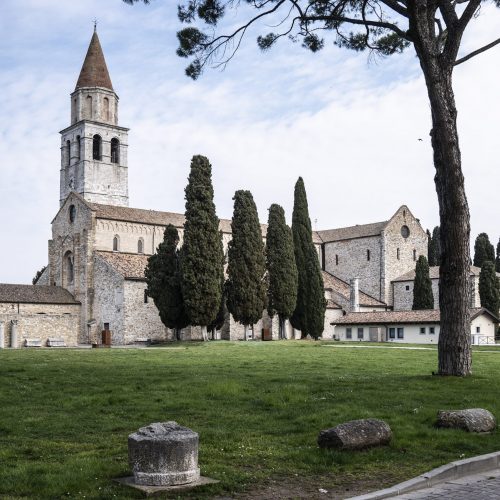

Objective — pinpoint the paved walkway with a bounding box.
[396,469,500,499]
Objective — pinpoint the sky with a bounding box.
[0,0,499,284]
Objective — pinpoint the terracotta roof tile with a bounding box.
[333,307,498,325]
[76,31,113,90]
[96,251,149,280]
[0,284,79,304]
[393,265,486,282]
[317,221,388,243]
[322,271,386,307]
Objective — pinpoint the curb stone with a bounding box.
[345,450,500,500]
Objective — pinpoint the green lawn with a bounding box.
[1,341,500,499]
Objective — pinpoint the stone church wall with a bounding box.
[93,255,125,344]
[123,279,172,344]
[324,236,382,301]
[0,303,80,348]
[381,207,428,305]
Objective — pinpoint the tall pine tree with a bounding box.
[181,155,224,341]
[428,226,441,267]
[496,238,500,274]
[412,255,434,310]
[145,224,188,339]
[226,190,267,334]
[473,233,495,268]
[266,204,298,340]
[290,177,326,339]
[479,261,500,317]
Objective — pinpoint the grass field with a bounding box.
[1,341,500,499]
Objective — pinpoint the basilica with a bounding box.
[0,30,495,348]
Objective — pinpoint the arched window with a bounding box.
[69,205,76,223]
[103,97,110,121]
[111,138,119,164]
[113,235,119,252]
[138,238,144,254]
[76,135,81,160]
[397,248,400,260]
[66,140,71,166]
[64,251,74,285]
[86,95,93,118]
[93,134,102,161]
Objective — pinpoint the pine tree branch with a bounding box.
[454,36,500,65]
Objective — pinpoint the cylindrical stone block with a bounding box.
[0,322,4,349]
[128,421,200,486]
[10,320,18,349]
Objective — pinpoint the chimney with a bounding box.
[350,277,360,312]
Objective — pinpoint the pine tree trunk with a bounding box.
[418,58,471,376]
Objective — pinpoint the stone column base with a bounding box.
[134,467,200,486]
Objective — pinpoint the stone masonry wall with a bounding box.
[0,304,80,348]
[93,254,125,344]
[393,279,439,311]
[381,206,428,305]
[50,194,96,343]
[324,236,382,301]
[123,280,172,344]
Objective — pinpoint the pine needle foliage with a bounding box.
[479,261,500,317]
[266,204,298,339]
[226,190,267,327]
[412,255,434,310]
[473,233,495,268]
[290,177,326,339]
[145,224,189,332]
[181,155,224,328]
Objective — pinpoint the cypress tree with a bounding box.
[266,204,298,340]
[428,226,441,267]
[145,224,188,339]
[226,190,267,332]
[290,177,326,339]
[412,255,434,310]
[479,261,500,317]
[496,238,500,273]
[426,229,432,264]
[181,155,224,341]
[473,233,495,268]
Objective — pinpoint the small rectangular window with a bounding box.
[367,249,370,261]
[144,290,148,304]
[397,248,400,260]
[420,327,426,334]
[429,327,435,334]
[104,323,110,331]
[346,327,352,339]
[335,254,339,265]
[357,327,364,339]
[397,327,404,339]
[405,285,410,291]
[413,249,417,261]
[389,327,396,339]
[476,326,480,333]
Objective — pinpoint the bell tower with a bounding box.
[59,28,129,207]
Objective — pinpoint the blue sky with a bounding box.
[1,0,499,283]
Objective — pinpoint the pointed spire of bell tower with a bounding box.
[59,28,130,208]
[76,28,113,91]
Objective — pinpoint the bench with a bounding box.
[47,338,66,347]
[24,338,42,347]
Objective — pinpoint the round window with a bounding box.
[401,225,410,238]
[69,205,76,223]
